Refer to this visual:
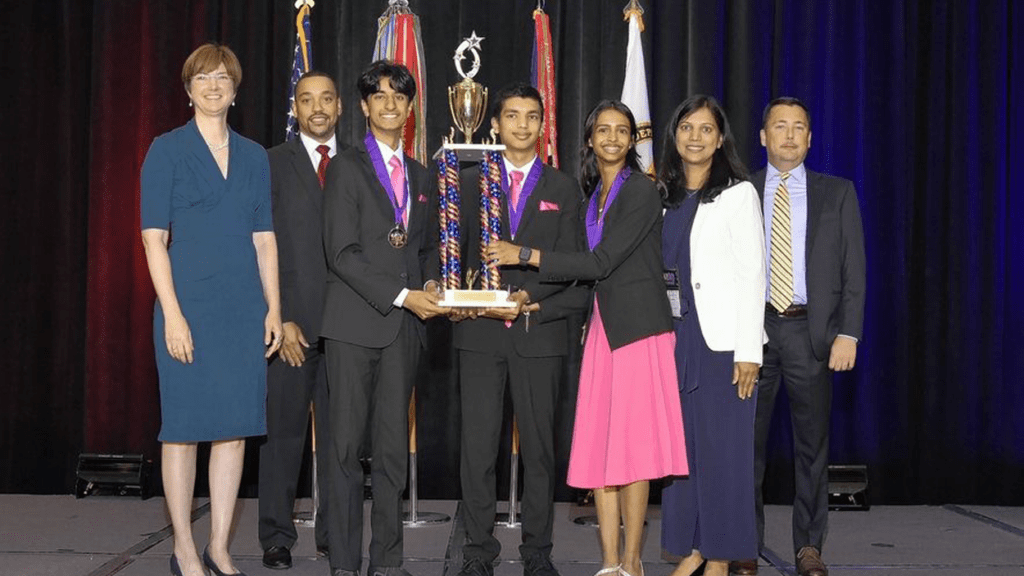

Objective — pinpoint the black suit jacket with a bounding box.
[320,140,439,348]
[540,171,673,350]
[753,167,866,360]
[452,162,583,357]
[268,137,345,339]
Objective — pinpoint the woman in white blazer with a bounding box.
[657,95,767,576]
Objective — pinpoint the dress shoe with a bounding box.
[458,557,494,576]
[317,545,330,559]
[262,546,292,570]
[795,547,827,576]
[523,554,560,576]
[729,559,757,575]
[203,546,247,576]
[368,566,413,576]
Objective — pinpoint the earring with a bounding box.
[231,101,236,107]
[188,100,193,107]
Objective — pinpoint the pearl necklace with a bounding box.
[207,134,229,152]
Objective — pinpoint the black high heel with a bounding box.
[170,555,183,576]
[203,547,247,576]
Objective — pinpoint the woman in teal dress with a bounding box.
[141,44,282,576]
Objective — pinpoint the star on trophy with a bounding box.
[435,32,513,308]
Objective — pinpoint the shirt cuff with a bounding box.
[837,334,858,343]
[394,288,410,308]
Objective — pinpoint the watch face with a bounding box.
[519,246,531,262]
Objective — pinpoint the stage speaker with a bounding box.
[75,453,153,499]
[828,464,868,510]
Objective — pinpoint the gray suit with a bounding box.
[751,166,866,555]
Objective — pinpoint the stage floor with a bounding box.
[1,496,1023,576]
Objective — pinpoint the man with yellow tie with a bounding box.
[734,97,866,576]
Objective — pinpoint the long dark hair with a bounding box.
[578,100,643,197]
[658,95,748,208]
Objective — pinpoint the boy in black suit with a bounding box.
[454,83,582,576]
[321,61,446,576]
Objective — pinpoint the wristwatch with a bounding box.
[518,246,533,265]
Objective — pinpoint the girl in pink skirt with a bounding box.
[488,100,688,576]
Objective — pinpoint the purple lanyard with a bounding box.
[501,159,544,238]
[364,131,409,224]
[586,167,631,250]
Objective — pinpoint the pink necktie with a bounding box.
[510,169,525,210]
[389,155,407,226]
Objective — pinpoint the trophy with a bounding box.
[436,32,513,308]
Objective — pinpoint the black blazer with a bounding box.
[752,167,866,360]
[452,162,583,357]
[540,171,673,350]
[268,137,345,339]
[320,139,439,348]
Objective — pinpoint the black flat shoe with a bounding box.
[262,545,292,570]
[203,547,247,576]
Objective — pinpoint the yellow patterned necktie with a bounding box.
[769,172,794,312]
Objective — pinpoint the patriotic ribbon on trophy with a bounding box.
[620,0,655,175]
[477,151,504,290]
[531,1,559,168]
[373,0,428,165]
[437,149,462,290]
[285,0,315,141]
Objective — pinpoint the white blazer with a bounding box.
[689,180,768,364]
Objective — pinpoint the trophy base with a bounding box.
[439,289,516,308]
[433,142,506,162]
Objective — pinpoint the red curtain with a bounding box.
[85,2,210,453]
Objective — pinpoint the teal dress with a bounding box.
[141,119,272,442]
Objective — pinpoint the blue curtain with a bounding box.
[641,0,1023,504]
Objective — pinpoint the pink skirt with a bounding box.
[566,301,689,488]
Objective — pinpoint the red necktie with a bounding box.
[316,145,331,188]
[389,155,408,226]
[510,169,525,209]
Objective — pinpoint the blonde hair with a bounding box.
[182,43,242,89]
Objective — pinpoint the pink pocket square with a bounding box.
[418,194,428,203]
[539,201,560,212]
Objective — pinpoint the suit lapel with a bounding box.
[407,160,429,237]
[805,170,824,264]
[289,138,324,212]
[355,141,400,223]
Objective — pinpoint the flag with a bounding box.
[620,0,655,175]
[373,0,428,165]
[531,3,559,168]
[285,0,314,142]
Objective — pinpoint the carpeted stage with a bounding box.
[2,496,1022,576]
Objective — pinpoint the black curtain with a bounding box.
[3,0,1021,505]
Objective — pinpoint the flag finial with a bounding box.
[294,0,314,8]
[623,0,645,31]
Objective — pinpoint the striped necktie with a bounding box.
[769,172,794,312]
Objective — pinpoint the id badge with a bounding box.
[663,268,682,319]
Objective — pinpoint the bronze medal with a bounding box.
[388,224,408,248]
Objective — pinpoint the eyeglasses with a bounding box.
[193,73,232,85]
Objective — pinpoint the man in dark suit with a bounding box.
[453,83,581,576]
[321,60,446,576]
[259,70,342,570]
[733,97,865,576]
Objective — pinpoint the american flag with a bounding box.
[285,1,314,142]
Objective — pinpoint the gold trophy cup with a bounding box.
[448,78,487,143]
